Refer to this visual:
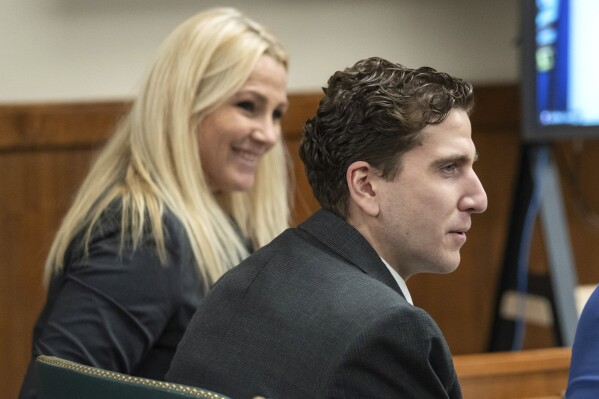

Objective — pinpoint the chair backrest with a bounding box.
[34,355,231,399]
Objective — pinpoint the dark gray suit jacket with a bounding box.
[167,209,462,398]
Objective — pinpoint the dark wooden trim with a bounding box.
[0,84,520,151]
[0,102,130,151]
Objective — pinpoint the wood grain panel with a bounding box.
[0,148,98,399]
[454,347,570,399]
[0,102,127,151]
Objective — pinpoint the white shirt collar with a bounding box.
[380,257,413,305]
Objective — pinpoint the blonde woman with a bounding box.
[20,7,291,398]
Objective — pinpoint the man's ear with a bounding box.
[346,161,380,217]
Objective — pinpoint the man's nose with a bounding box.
[461,172,488,214]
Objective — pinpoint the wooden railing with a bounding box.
[455,347,571,399]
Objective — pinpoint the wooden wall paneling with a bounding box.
[287,139,320,224]
[0,102,127,149]
[280,92,323,224]
[0,103,126,399]
[0,149,101,398]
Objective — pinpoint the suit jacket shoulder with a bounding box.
[167,209,461,399]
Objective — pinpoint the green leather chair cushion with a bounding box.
[34,355,231,399]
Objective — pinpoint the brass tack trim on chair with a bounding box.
[37,355,229,399]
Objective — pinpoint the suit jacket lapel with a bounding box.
[298,209,404,297]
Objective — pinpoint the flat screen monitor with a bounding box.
[521,0,599,142]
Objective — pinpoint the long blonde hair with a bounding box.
[44,7,292,288]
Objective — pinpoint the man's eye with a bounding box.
[237,101,255,112]
[442,164,457,173]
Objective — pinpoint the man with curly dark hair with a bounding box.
[167,56,488,399]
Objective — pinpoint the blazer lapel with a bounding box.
[298,209,404,297]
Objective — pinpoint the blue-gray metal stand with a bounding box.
[489,143,578,350]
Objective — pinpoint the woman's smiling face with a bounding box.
[197,55,288,193]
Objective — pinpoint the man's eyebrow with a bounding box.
[430,152,479,168]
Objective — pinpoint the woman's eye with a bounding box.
[237,101,255,112]
[273,109,284,121]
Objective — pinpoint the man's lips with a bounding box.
[448,224,470,243]
[449,222,471,235]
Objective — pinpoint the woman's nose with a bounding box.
[252,118,280,146]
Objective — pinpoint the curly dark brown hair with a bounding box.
[299,56,474,218]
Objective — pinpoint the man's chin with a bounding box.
[435,256,460,275]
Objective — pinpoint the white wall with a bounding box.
[0,0,519,102]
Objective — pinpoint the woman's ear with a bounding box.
[346,161,380,217]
